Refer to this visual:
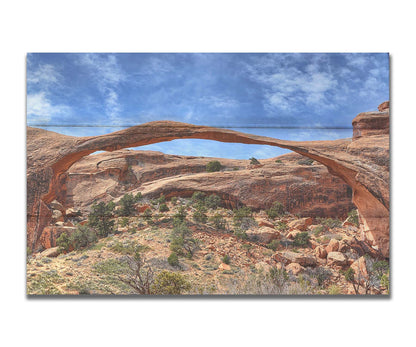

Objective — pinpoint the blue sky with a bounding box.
[27,53,389,159]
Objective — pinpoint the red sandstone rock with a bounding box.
[258,219,275,228]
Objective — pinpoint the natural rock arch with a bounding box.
[27,105,389,256]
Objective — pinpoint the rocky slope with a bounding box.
[27,102,390,256]
[27,197,388,295]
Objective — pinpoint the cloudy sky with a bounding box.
[27,53,389,159]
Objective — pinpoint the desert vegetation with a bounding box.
[27,191,389,295]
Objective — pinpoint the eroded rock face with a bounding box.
[26,102,389,256]
[65,150,354,218]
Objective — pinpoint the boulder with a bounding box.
[350,256,369,279]
[327,251,348,267]
[50,200,64,212]
[258,219,275,229]
[51,209,64,222]
[66,207,81,217]
[246,226,280,244]
[287,217,313,231]
[325,239,339,253]
[286,262,305,275]
[39,246,60,258]
[277,251,316,267]
[315,246,327,259]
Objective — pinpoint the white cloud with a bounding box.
[27,63,62,88]
[78,54,125,123]
[27,92,71,123]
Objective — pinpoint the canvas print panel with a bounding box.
[26,53,390,295]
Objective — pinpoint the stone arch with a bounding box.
[27,118,389,256]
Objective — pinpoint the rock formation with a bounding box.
[65,150,354,217]
[27,102,389,257]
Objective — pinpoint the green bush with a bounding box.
[173,205,187,223]
[170,221,198,258]
[297,158,314,165]
[276,221,288,232]
[249,157,260,165]
[293,232,310,247]
[222,254,231,264]
[88,201,115,237]
[193,208,207,223]
[191,191,206,204]
[56,232,71,253]
[167,252,179,267]
[159,203,169,212]
[266,239,280,251]
[70,225,97,250]
[206,161,222,172]
[117,193,140,217]
[150,271,191,295]
[317,217,342,230]
[209,213,226,230]
[205,194,221,209]
[266,201,285,219]
[347,209,359,227]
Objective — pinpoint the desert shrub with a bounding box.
[380,272,390,293]
[266,239,280,251]
[150,271,191,295]
[142,208,153,221]
[317,217,342,230]
[297,158,314,165]
[88,201,115,237]
[167,252,179,267]
[193,207,208,224]
[117,193,140,216]
[347,209,359,227]
[170,196,178,205]
[306,267,332,286]
[293,232,310,247]
[170,221,199,258]
[266,201,285,219]
[205,194,221,209]
[191,191,206,204]
[56,232,71,253]
[372,260,389,279]
[234,228,248,240]
[275,159,282,163]
[119,217,129,227]
[276,221,288,232]
[328,285,341,295]
[206,161,222,172]
[70,225,97,250]
[249,157,260,165]
[209,213,226,230]
[222,254,231,264]
[159,203,169,212]
[233,206,253,222]
[313,225,325,237]
[268,267,289,288]
[173,205,187,223]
